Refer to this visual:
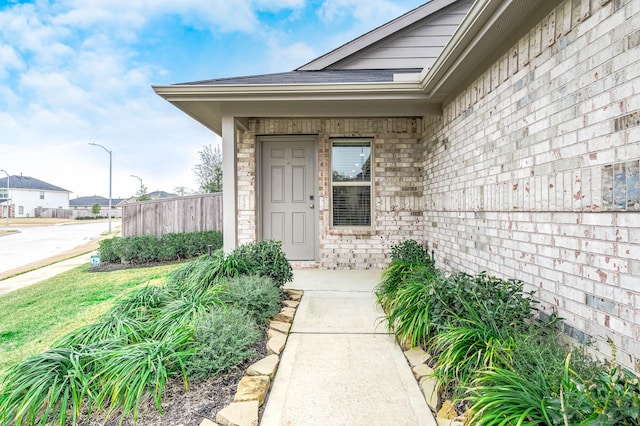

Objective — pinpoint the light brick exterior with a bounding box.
[421,0,640,371]
[237,118,424,269]
[233,0,639,370]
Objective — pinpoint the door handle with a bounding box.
[309,204,315,209]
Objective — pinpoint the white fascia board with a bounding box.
[153,81,428,101]
[297,0,460,71]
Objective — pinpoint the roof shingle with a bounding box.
[178,68,422,86]
[0,175,70,193]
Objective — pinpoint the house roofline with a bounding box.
[153,0,563,134]
[420,0,562,99]
[296,0,460,71]
[152,80,426,97]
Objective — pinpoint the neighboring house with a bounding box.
[118,190,178,205]
[70,195,125,218]
[154,0,640,371]
[0,175,70,218]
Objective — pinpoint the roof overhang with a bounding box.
[420,0,562,100]
[153,0,563,136]
[153,81,437,135]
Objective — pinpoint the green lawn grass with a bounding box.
[0,263,182,378]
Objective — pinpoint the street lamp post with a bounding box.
[89,143,112,233]
[0,169,9,226]
[130,174,143,198]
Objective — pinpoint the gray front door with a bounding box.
[261,138,316,260]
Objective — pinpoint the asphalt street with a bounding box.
[0,221,118,275]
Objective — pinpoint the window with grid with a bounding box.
[0,189,6,198]
[40,191,45,200]
[331,140,372,227]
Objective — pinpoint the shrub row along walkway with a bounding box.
[261,269,436,426]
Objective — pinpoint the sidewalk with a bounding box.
[0,252,95,297]
[261,269,436,426]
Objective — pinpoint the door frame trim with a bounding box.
[256,135,319,261]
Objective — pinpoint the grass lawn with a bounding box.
[0,263,182,378]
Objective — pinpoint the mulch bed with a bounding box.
[87,260,185,273]
[77,335,268,426]
[80,260,271,425]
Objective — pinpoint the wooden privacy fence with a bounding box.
[36,208,122,219]
[121,193,223,237]
[35,208,73,219]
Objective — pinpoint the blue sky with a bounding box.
[0,0,425,198]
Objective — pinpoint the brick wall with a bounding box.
[422,0,640,371]
[236,118,424,269]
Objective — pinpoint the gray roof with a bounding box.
[70,195,125,206]
[0,175,70,193]
[178,69,422,86]
[148,191,177,199]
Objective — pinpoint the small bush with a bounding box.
[547,343,640,425]
[53,311,148,348]
[167,250,244,295]
[187,307,260,379]
[231,240,292,287]
[383,266,442,347]
[93,328,195,422]
[222,275,283,324]
[153,285,224,336]
[437,272,536,332]
[430,296,518,392]
[0,347,95,426]
[390,239,434,267]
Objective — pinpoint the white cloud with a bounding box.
[55,0,306,34]
[318,0,408,24]
[264,37,317,72]
[0,45,24,78]
[20,71,90,108]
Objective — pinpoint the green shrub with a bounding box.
[466,364,555,425]
[167,250,244,295]
[376,261,430,313]
[547,343,640,425]
[97,230,223,264]
[153,285,224,337]
[433,271,536,332]
[390,239,434,267]
[53,311,148,348]
[93,328,195,423]
[430,301,519,392]
[98,237,125,263]
[187,307,260,379]
[383,266,442,347]
[376,240,436,313]
[0,346,95,426]
[222,275,283,324]
[110,285,173,322]
[230,240,292,287]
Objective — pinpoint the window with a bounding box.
[40,191,45,200]
[18,206,23,215]
[0,189,6,199]
[331,140,372,227]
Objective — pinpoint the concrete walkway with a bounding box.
[261,269,436,426]
[0,251,95,297]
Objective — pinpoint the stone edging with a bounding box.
[193,288,303,426]
[401,346,466,426]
